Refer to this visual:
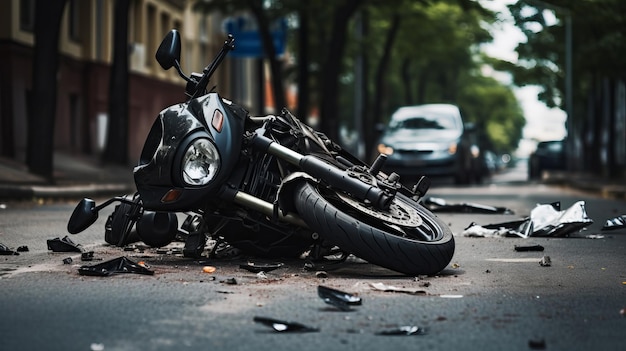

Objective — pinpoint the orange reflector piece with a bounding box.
[161,189,182,203]
[212,109,224,132]
[202,266,216,273]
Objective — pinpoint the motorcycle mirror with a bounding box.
[156,29,181,70]
[67,198,99,234]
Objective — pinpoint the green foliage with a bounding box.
[506,0,626,109]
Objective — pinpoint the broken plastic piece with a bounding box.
[81,251,95,261]
[78,256,154,276]
[63,257,73,264]
[47,236,83,253]
[318,285,362,311]
[253,316,319,333]
[514,245,544,252]
[239,262,284,273]
[0,243,18,255]
[539,256,552,267]
[202,266,216,273]
[16,246,29,252]
[462,201,593,238]
[422,197,513,214]
[376,326,426,336]
[602,214,626,231]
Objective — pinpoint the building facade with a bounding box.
[0,0,260,165]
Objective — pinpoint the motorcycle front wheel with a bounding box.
[293,181,455,276]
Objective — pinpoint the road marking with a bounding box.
[485,258,541,263]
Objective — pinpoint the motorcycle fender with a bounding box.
[276,172,318,214]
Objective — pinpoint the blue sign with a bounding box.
[224,16,287,58]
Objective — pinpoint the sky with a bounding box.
[478,0,567,156]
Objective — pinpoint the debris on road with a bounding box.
[78,256,154,276]
[422,197,514,214]
[461,201,593,238]
[239,261,284,273]
[376,325,426,336]
[318,285,362,311]
[539,256,552,267]
[16,246,29,252]
[47,236,83,253]
[253,316,319,333]
[370,282,427,295]
[528,338,547,350]
[602,214,626,231]
[202,266,216,273]
[514,244,545,252]
[63,257,73,264]
[0,243,19,255]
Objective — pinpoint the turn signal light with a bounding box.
[161,188,182,203]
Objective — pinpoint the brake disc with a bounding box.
[336,192,423,227]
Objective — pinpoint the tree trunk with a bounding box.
[26,0,67,181]
[103,0,131,165]
[401,57,413,105]
[372,13,401,127]
[248,0,286,113]
[296,4,310,121]
[319,0,360,142]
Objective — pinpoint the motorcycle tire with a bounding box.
[292,181,455,276]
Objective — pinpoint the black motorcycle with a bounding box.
[67,30,454,276]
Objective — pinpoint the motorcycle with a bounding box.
[67,29,454,276]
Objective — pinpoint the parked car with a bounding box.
[528,140,566,179]
[375,104,481,185]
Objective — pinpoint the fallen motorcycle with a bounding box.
[67,29,454,276]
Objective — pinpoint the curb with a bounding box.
[0,183,136,201]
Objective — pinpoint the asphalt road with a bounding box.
[1,164,625,351]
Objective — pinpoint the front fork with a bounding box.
[248,133,400,211]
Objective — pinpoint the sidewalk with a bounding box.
[0,152,136,201]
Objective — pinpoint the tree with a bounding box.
[503,0,626,174]
[103,0,131,165]
[26,0,68,181]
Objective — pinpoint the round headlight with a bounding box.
[181,138,220,186]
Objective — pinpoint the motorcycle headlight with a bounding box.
[181,138,220,186]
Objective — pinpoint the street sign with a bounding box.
[223,16,287,58]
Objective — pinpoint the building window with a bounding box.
[68,0,81,42]
[19,0,35,32]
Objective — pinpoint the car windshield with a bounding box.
[389,114,458,131]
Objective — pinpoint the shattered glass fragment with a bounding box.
[422,197,513,214]
[78,256,154,276]
[0,243,18,255]
[318,285,362,311]
[239,262,284,273]
[376,326,426,336]
[602,214,626,231]
[47,236,83,253]
[253,316,319,333]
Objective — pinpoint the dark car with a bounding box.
[375,104,480,185]
[528,140,566,179]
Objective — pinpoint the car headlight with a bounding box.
[448,142,458,155]
[181,138,220,186]
[377,143,394,155]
